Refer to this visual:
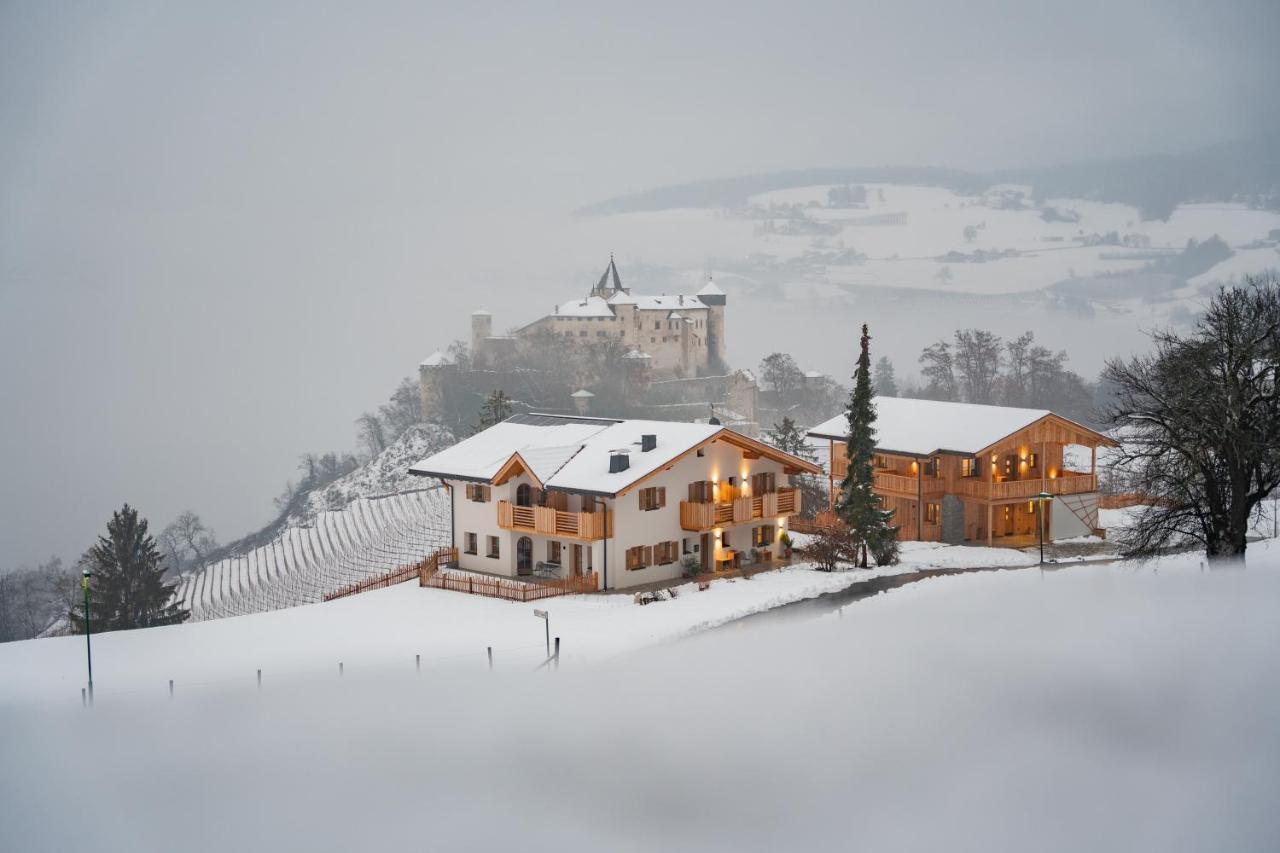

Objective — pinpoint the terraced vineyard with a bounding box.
[174,488,451,620]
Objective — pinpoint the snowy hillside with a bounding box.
[560,183,1280,378]
[177,424,455,620]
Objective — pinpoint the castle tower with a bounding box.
[697,277,727,373]
[470,310,492,356]
[418,350,456,422]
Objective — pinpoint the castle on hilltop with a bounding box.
[469,256,728,379]
[419,258,758,433]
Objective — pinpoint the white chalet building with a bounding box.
[409,414,822,590]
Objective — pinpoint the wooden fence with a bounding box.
[323,547,457,602]
[421,570,599,602]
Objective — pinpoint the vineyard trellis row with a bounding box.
[177,488,452,620]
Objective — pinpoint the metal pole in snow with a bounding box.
[82,569,94,705]
[416,654,421,673]
[487,647,493,670]
[169,679,174,699]
[554,637,560,671]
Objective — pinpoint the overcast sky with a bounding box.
[2,1,1278,567]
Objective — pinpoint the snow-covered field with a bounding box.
[0,541,1039,707]
[3,541,1277,852]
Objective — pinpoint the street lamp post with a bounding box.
[82,569,94,704]
[1036,492,1053,566]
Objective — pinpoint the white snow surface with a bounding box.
[3,538,1043,706]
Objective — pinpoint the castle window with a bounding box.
[579,331,588,337]
[463,532,477,555]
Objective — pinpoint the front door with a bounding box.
[517,536,533,575]
[571,544,583,576]
[700,533,711,572]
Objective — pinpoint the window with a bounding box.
[625,545,652,571]
[579,330,588,337]
[961,457,977,478]
[874,455,889,469]
[486,536,500,558]
[682,537,697,554]
[654,541,678,565]
[750,472,776,495]
[924,457,939,477]
[547,541,562,564]
[721,530,731,549]
[1004,455,1016,477]
[696,448,705,457]
[688,480,714,503]
[925,503,939,524]
[1028,452,1039,470]
[464,532,478,555]
[465,483,491,502]
[752,525,773,547]
[639,486,666,511]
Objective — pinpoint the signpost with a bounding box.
[533,608,550,658]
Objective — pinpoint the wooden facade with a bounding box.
[825,413,1117,545]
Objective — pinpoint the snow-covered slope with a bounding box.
[177,424,455,621]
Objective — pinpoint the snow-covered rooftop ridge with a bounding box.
[420,350,454,367]
[697,278,725,296]
[551,293,707,317]
[410,414,811,495]
[807,396,1058,456]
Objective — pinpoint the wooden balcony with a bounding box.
[938,472,1098,502]
[497,501,612,540]
[679,487,800,532]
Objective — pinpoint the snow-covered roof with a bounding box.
[471,309,491,316]
[554,296,616,318]
[419,350,454,367]
[607,291,638,306]
[571,389,595,398]
[807,396,1069,456]
[633,294,706,311]
[410,414,820,495]
[697,279,725,296]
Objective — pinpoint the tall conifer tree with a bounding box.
[71,504,189,632]
[836,325,898,566]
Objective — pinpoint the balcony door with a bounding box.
[516,536,533,575]
[516,484,534,507]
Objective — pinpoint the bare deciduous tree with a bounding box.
[953,329,1002,404]
[1104,274,1280,559]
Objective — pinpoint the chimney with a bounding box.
[609,450,631,473]
[640,434,657,452]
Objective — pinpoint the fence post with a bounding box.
[416,653,421,673]
[169,679,174,698]
[487,646,493,670]
[257,669,262,690]
[339,661,344,677]
[81,687,86,708]
[554,637,560,671]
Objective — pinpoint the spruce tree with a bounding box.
[71,504,189,632]
[473,389,514,434]
[836,324,898,567]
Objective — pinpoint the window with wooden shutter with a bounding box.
[639,486,666,511]
[752,526,772,547]
[655,541,678,565]
[625,545,650,571]
[548,541,561,564]
[750,472,776,495]
[466,483,491,502]
[688,480,713,503]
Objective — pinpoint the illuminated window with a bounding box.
[925,503,939,524]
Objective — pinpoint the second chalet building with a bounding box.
[807,397,1119,545]
[409,414,822,590]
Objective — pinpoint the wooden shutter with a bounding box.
[657,487,666,508]
[643,545,653,567]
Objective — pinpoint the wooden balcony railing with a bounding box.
[497,501,612,540]
[679,487,800,532]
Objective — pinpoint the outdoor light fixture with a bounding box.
[81,569,94,704]
[1036,492,1054,565]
